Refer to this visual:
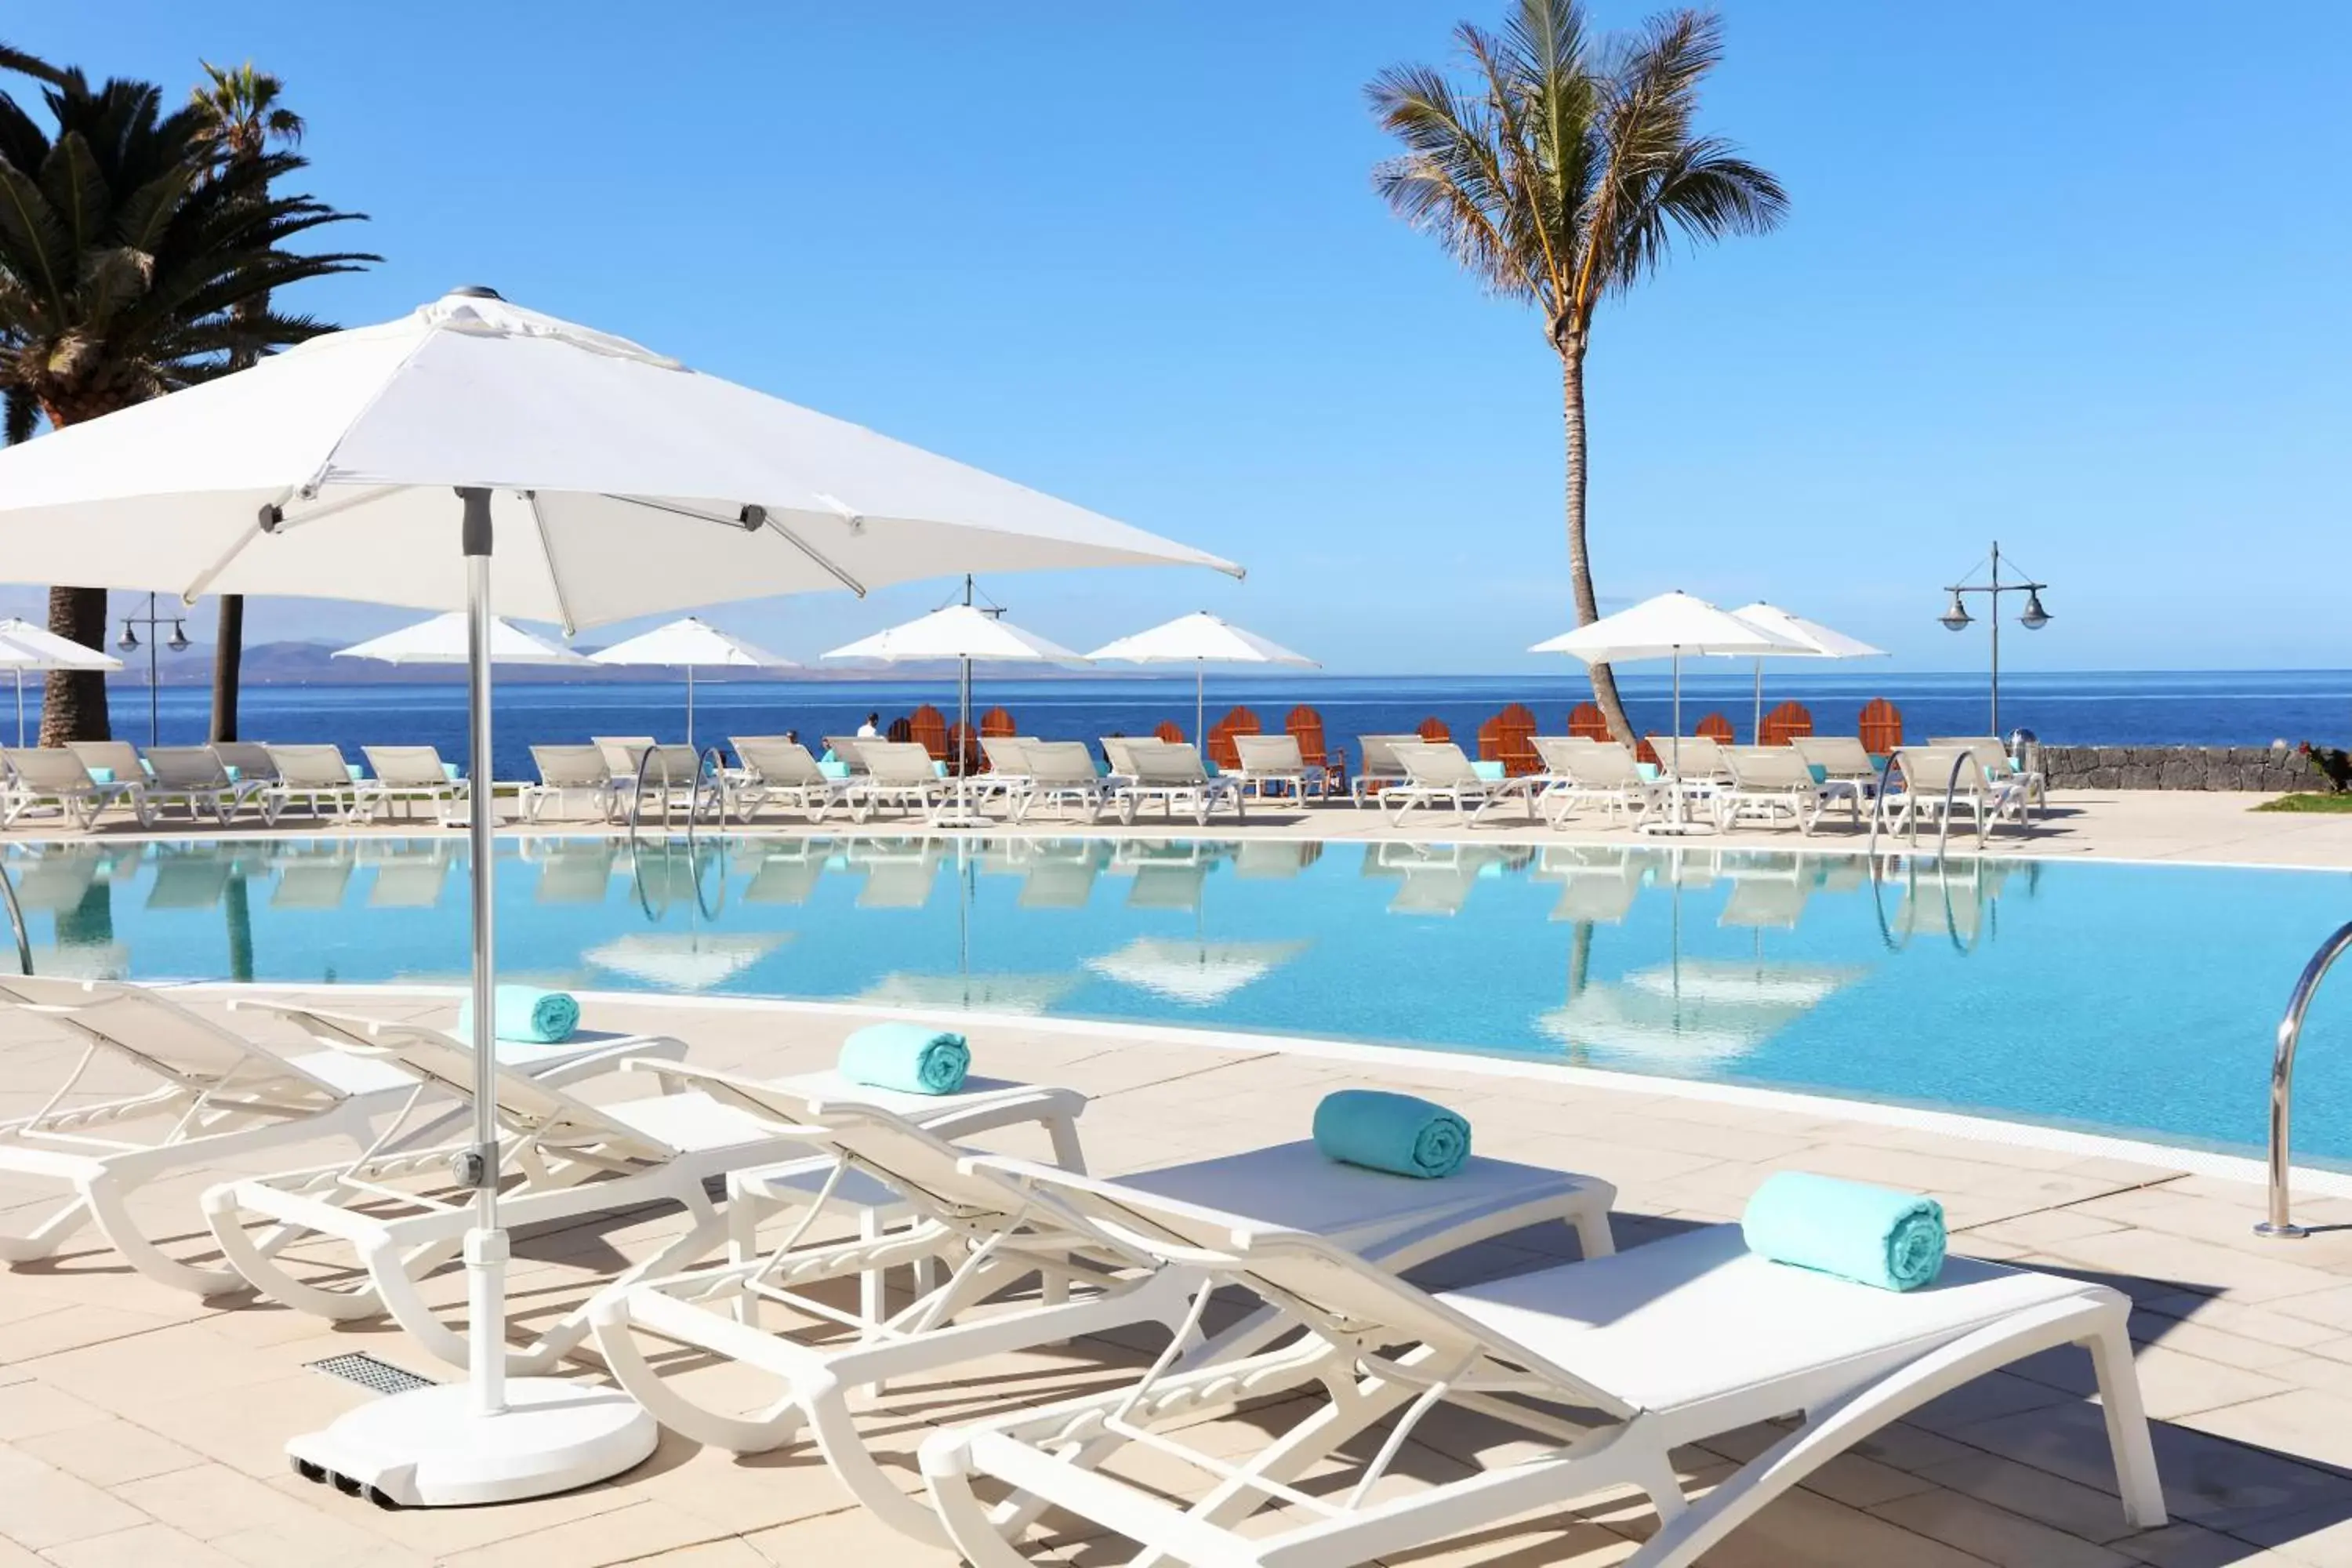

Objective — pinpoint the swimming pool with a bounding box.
[7,834,2347,1167]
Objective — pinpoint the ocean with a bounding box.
[31,669,2350,781]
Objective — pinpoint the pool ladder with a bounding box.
[2258,920,2352,1238]
[624,745,728,846]
[1864,748,1984,862]
[0,866,28,975]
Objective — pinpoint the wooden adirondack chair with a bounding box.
[1759,700,1815,748]
[1416,717,1451,743]
[946,720,981,775]
[1479,703,1541,775]
[1697,712,1737,746]
[1207,706,1262,771]
[1285,704,1342,792]
[979,706,1018,738]
[1566,702,1611,741]
[1858,697,1904,753]
[886,716,914,745]
[907,705,949,760]
[1152,720,1186,745]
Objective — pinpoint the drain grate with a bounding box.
[307,1352,437,1396]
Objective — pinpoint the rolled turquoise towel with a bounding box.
[456,985,580,1044]
[839,1022,969,1094]
[1741,1171,1946,1291]
[1312,1090,1470,1179]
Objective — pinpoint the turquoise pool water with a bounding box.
[7,835,2348,1166]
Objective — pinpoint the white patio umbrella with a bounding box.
[824,586,1087,826]
[1717,601,1887,737]
[587,615,798,750]
[1085,611,1316,746]
[1531,591,1806,833]
[0,617,121,747]
[335,611,588,665]
[0,287,1236,1508]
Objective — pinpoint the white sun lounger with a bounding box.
[263,744,368,823]
[359,746,469,826]
[142,746,261,824]
[1931,735,2047,820]
[1351,735,1418,806]
[523,743,619,822]
[920,1166,2165,1568]
[1881,745,2024,848]
[1116,742,1243,826]
[1381,741,1537,827]
[1713,745,1855,835]
[1229,733,1322,805]
[1013,742,1110,822]
[0,982,681,1297]
[1533,737,1658,826]
[730,737,857,823]
[840,739,951,822]
[200,1014,811,1375]
[1,748,148,829]
[590,1066,1613,1547]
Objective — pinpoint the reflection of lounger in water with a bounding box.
[12,847,104,912]
[144,851,233,911]
[270,854,354,909]
[534,843,617,904]
[368,845,454,908]
[1719,873,1809,930]
[742,849,825,906]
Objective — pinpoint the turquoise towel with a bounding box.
[1471,760,1504,782]
[1806,763,1829,784]
[839,1022,969,1094]
[441,761,463,781]
[456,985,580,1044]
[819,758,851,779]
[1312,1090,1470,1179]
[89,766,112,784]
[1741,1171,1946,1292]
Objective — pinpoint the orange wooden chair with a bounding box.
[1858,698,1903,754]
[979,706,1018,739]
[1566,702,1611,741]
[1759,700,1814,748]
[906,704,949,760]
[1416,717,1450,744]
[885,716,913,745]
[1152,720,1186,745]
[1286,704,1344,793]
[1479,702,1540,776]
[1207,706,1261,771]
[1697,712,1736,746]
[946,720,981,775]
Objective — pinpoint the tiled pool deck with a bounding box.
[5,987,2352,1567]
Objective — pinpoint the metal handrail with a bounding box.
[1865,748,1980,862]
[2257,920,2352,1238]
[1937,747,1982,858]
[689,746,728,842]
[0,863,31,975]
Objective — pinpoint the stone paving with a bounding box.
[4,990,2352,1566]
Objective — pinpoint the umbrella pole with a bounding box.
[13,669,20,750]
[459,492,507,1419]
[1672,650,1683,826]
[685,666,695,752]
[1196,662,1204,748]
[282,488,658,1507]
[1753,659,1762,741]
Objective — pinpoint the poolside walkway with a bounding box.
[4,992,2352,1566]
[9,789,2352,871]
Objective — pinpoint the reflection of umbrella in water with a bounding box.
[1086,937,1311,1006]
[1538,959,1862,1070]
[857,971,1077,1015]
[584,931,790,990]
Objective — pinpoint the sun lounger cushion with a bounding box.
[1312,1090,1471,1179]
[88,766,113,783]
[838,1022,970,1094]
[1741,1171,1947,1291]
[456,985,581,1044]
[1471,760,1504,782]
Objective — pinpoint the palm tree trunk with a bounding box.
[1560,343,1633,743]
[209,594,244,742]
[38,586,111,746]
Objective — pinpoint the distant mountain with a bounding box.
[111,641,1127,687]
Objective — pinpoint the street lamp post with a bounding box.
[117,592,191,746]
[1938,540,2050,735]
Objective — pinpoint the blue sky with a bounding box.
[9,2,2347,673]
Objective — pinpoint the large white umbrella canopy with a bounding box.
[0,287,1238,1506]
[335,611,589,665]
[0,617,121,746]
[826,598,1086,824]
[1086,610,1316,745]
[0,289,1240,622]
[587,616,799,749]
[1716,601,1888,736]
[1532,591,1804,826]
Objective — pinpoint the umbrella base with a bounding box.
[287,1377,657,1508]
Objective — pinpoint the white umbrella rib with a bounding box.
[524,490,580,637]
[178,484,404,604]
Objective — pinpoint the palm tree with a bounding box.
[190,60,307,745]
[1370,1,1786,743]
[0,45,372,743]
